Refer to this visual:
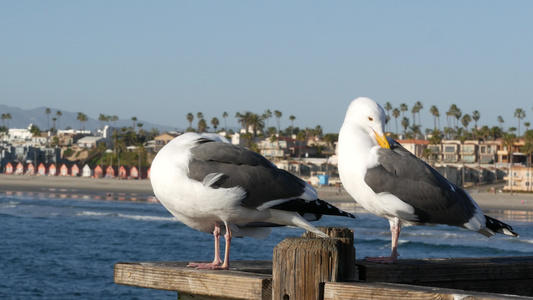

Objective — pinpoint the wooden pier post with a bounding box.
[272,227,355,300]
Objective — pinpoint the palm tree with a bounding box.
[461,114,472,139]
[400,103,408,119]
[289,115,296,127]
[514,108,526,136]
[472,110,480,129]
[502,132,517,192]
[384,102,392,132]
[235,112,250,133]
[77,112,88,131]
[411,106,417,126]
[249,113,264,140]
[447,104,461,128]
[56,111,62,130]
[263,110,272,129]
[497,116,504,130]
[392,108,400,134]
[45,108,51,130]
[525,122,531,133]
[523,130,533,191]
[186,113,194,130]
[222,111,228,130]
[98,114,108,129]
[314,125,323,139]
[430,105,440,130]
[454,107,462,128]
[131,116,137,132]
[1,113,9,128]
[274,110,282,133]
[414,101,423,127]
[401,117,410,136]
[198,119,207,133]
[211,117,220,132]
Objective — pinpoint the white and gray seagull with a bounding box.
[338,97,518,264]
[150,132,355,270]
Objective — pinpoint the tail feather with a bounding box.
[484,215,519,237]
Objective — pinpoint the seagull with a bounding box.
[150,132,355,270]
[337,97,518,264]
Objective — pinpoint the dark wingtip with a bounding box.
[485,215,519,237]
[270,199,356,219]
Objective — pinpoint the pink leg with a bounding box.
[187,222,223,269]
[210,222,232,270]
[364,218,401,264]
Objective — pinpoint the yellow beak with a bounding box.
[373,130,390,149]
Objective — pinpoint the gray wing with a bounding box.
[364,142,478,226]
[188,141,308,209]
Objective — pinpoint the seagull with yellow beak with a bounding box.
[338,97,518,263]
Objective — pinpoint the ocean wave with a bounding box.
[116,213,177,222]
[76,210,176,222]
[0,201,21,209]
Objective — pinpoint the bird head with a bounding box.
[343,97,390,149]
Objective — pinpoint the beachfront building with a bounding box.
[77,136,109,149]
[503,165,533,192]
[397,139,429,159]
[151,132,179,152]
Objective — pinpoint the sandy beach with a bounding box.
[1,174,533,212]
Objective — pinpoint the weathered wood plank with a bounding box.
[323,281,531,300]
[114,261,272,300]
[357,256,533,296]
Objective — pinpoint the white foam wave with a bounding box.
[1,201,21,209]
[76,211,177,222]
[117,213,177,222]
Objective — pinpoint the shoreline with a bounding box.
[1,174,533,212]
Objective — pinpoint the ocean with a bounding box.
[1,191,532,299]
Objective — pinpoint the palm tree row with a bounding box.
[185,110,324,140]
[383,102,532,141]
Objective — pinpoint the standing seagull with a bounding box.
[338,97,518,264]
[150,132,355,270]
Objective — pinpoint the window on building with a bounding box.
[444,146,455,153]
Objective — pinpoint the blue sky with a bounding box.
[1,1,532,134]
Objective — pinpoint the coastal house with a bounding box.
[152,132,180,152]
[82,164,92,177]
[48,164,57,176]
[15,162,24,175]
[129,166,148,179]
[37,163,46,175]
[4,162,14,174]
[71,164,80,177]
[26,163,35,175]
[105,165,117,178]
[118,166,128,179]
[93,165,103,178]
[59,164,69,176]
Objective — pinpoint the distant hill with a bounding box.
[0,105,179,133]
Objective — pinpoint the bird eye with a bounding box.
[368,117,373,121]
